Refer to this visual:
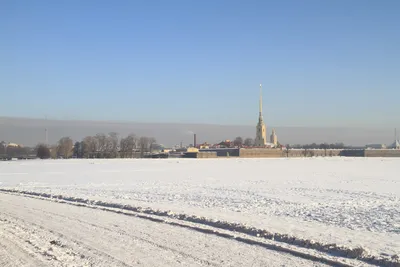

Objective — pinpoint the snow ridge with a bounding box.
[1,188,399,267]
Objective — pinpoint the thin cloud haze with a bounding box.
[0,117,398,147]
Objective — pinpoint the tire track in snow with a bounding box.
[1,192,327,267]
[1,212,134,267]
[0,226,48,267]
[2,205,219,267]
[0,217,71,266]
[1,189,387,267]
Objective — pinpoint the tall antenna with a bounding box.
[396,128,398,141]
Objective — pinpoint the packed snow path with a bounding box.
[0,192,349,267]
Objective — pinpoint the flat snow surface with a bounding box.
[1,193,337,267]
[1,157,399,266]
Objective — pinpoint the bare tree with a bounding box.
[233,137,243,147]
[120,133,137,158]
[73,142,81,158]
[0,142,6,156]
[50,145,58,159]
[73,141,87,158]
[106,132,119,158]
[127,134,137,157]
[139,136,150,157]
[119,137,128,158]
[244,138,253,147]
[95,133,107,157]
[83,136,97,158]
[79,141,88,158]
[149,137,157,153]
[57,137,73,158]
[36,144,50,159]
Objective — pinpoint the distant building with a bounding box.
[150,144,164,153]
[199,142,210,149]
[7,143,23,148]
[365,144,386,149]
[255,84,267,146]
[389,140,400,149]
[270,129,278,146]
[389,128,400,149]
[186,147,199,153]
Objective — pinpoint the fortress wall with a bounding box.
[339,150,365,157]
[364,149,400,157]
[286,149,341,158]
[197,152,218,158]
[191,148,400,159]
[239,148,284,158]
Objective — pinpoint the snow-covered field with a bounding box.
[1,158,399,266]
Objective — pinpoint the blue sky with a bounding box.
[1,0,399,127]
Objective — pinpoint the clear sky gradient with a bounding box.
[1,0,399,127]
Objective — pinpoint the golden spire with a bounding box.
[259,83,263,116]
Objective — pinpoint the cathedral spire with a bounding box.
[255,83,267,147]
[259,83,263,117]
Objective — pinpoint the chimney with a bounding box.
[194,133,197,148]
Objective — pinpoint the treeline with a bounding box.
[232,137,255,147]
[0,143,34,158]
[217,137,255,148]
[36,133,157,159]
[223,137,281,148]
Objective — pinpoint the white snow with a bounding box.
[3,193,336,267]
[1,157,399,265]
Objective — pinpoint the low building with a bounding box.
[199,142,210,149]
[389,140,400,149]
[7,143,23,148]
[365,144,386,149]
[187,147,199,153]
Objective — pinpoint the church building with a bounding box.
[254,84,278,147]
[254,84,267,146]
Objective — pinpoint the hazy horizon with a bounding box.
[0,117,398,147]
